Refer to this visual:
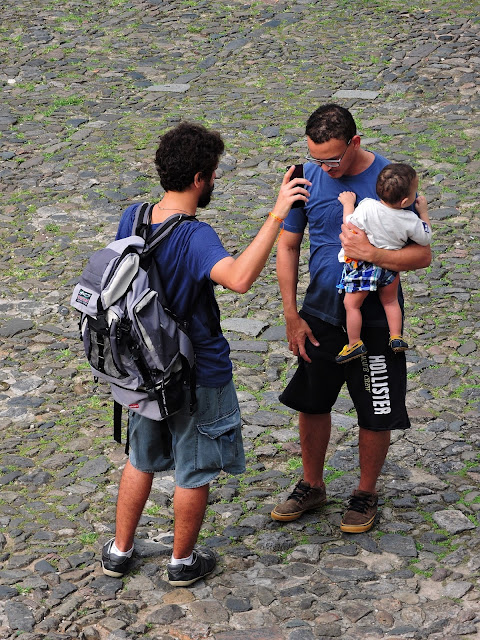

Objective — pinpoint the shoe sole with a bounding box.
[391,346,408,353]
[168,567,214,587]
[340,514,376,533]
[336,351,367,364]
[102,564,125,578]
[271,498,327,522]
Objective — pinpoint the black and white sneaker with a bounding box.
[167,548,216,587]
[101,538,132,578]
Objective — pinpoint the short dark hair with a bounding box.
[376,163,417,205]
[305,104,356,144]
[154,121,224,192]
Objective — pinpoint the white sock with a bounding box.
[112,541,134,557]
[170,552,194,566]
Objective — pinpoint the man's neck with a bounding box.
[346,148,375,176]
[152,192,197,223]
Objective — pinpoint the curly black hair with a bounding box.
[305,104,356,144]
[154,121,224,192]
[376,163,417,205]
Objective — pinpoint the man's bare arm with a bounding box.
[276,229,319,362]
[340,220,432,271]
[211,167,311,293]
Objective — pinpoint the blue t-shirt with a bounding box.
[116,204,232,387]
[283,152,404,327]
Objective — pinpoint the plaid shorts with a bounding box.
[340,261,397,293]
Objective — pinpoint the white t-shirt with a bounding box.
[339,197,432,262]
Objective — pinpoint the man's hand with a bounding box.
[271,166,311,220]
[339,220,375,263]
[340,218,432,271]
[286,313,319,363]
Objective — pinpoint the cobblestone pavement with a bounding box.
[0,0,479,638]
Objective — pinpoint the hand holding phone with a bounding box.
[288,164,306,209]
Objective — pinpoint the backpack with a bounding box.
[70,202,198,447]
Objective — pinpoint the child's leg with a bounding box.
[344,290,370,346]
[378,275,402,337]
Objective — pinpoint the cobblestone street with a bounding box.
[0,1,479,638]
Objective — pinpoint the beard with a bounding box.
[198,183,214,208]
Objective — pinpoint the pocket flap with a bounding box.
[196,407,240,439]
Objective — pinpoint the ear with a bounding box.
[193,171,209,189]
[351,134,361,149]
[400,196,409,208]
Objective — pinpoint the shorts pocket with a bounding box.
[194,383,241,471]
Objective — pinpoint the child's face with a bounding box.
[403,175,419,208]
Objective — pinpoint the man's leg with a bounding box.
[167,483,216,586]
[300,411,331,487]
[102,459,153,577]
[357,427,390,493]
[340,428,390,533]
[115,459,153,551]
[274,313,347,521]
[172,484,209,559]
[271,412,331,521]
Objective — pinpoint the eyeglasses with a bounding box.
[306,139,352,168]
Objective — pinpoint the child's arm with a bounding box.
[415,195,431,227]
[338,191,357,223]
[406,194,432,246]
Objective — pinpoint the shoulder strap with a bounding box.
[130,202,197,256]
[144,214,196,256]
[132,202,152,239]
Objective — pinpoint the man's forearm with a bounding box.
[370,243,431,272]
[276,246,301,318]
[341,221,432,272]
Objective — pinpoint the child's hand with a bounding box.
[415,195,428,216]
[338,191,356,207]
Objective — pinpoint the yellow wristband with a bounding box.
[268,211,284,244]
[268,211,284,224]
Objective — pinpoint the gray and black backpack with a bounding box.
[71,203,198,446]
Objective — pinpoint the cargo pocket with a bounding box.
[195,383,241,471]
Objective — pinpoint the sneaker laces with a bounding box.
[288,481,313,505]
[347,493,373,514]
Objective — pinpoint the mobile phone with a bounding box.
[288,164,305,209]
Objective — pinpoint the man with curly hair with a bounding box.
[101,122,310,586]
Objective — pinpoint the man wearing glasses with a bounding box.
[271,104,431,532]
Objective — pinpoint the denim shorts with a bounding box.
[128,379,246,488]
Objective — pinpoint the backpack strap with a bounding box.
[131,202,197,254]
[132,202,153,240]
[113,400,123,445]
[143,214,197,257]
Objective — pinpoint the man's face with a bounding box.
[306,136,356,178]
[198,171,215,208]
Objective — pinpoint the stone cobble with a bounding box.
[0,0,479,639]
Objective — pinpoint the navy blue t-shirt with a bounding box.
[283,152,406,328]
[116,204,232,387]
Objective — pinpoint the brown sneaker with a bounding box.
[271,479,327,522]
[340,490,378,533]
